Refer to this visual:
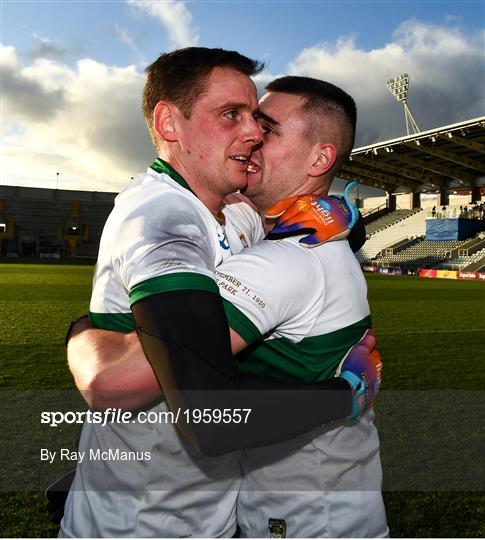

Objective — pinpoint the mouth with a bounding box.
[246,158,260,174]
[229,155,261,174]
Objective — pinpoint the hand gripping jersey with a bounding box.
[60,159,262,539]
[216,237,388,538]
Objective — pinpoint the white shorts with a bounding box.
[59,399,241,538]
[237,411,388,538]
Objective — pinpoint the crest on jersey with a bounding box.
[268,518,287,538]
[218,231,230,250]
[239,233,249,248]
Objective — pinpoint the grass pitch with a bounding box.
[0,265,484,537]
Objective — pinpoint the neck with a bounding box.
[179,164,226,214]
[293,174,330,199]
[261,176,332,234]
[190,181,225,215]
[158,151,225,214]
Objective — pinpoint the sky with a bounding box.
[1,0,484,196]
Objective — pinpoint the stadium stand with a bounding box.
[433,234,485,270]
[365,209,420,236]
[359,202,485,272]
[434,248,485,271]
[1,117,483,263]
[343,115,484,278]
[357,208,429,262]
[0,186,116,259]
[375,239,468,270]
[461,250,485,272]
[362,204,389,223]
[339,117,485,205]
[378,236,423,257]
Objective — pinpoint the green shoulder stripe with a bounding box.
[129,272,219,306]
[239,315,372,382]
[222,299,262,344]
[89,312,135,333]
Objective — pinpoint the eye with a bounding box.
[260,122,274,135]
[223,110,239,120]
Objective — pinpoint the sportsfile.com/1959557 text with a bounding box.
[40,408,252,428]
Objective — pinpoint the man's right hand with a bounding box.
[335,329,382,421]
[264,182,360,247]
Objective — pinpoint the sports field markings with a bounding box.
[378,328,484,335]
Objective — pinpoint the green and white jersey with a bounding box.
[89,159,262,331]
[214,231,387,539]
[222,192,264,251]
[216,236,371,381]
[61,160,262,539]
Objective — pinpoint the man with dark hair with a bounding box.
[242,76,356,212]
[60,49,379,538]
[265,76,356,160]
[143,47,263,139]
[223,76,388,537]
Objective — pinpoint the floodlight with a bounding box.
[386,73,420,135]
[386,74,409,102]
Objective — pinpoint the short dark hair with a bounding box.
[266,76,357,161]
[143,47,264,144]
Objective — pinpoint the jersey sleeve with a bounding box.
[112,191,218,306]
[216,239,323,345]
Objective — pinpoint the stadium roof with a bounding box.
[340,116,485,194]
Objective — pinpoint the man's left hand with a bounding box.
[336,329,382,421]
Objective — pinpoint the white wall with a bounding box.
[362,191,482,211]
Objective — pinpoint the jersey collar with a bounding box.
[150,158,195,196]
[150,158,225,223]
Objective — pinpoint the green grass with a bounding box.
[0,266,484,537]
[0,265,93,537]
[367,274,485,537]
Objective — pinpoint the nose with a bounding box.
[242,114,263,146]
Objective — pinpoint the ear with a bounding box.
[153,101,179,143]
[308,143,338,177]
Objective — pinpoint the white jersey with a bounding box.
[216,237,388,538]
[222,192,264,252]
[60,160,261,539]
[61,165,387,538]
[88,161,261,330]
[217,238,371,379]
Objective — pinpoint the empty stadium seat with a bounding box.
[365,209,419,236]
[357,209,429,262]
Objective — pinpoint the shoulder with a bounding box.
[222,193,264,245]
[311,239,360,268]
[217,238,323,343]
[222,237,322,288]
[115,175,211,230]
[223,192,260,214]
[110,177,215,265]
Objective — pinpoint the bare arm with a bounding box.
[131,290,351,456]
[68,324,161,410]
[67,301,376,457]
[67,321,247,410]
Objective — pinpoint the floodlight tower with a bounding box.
[386,73,420,135]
